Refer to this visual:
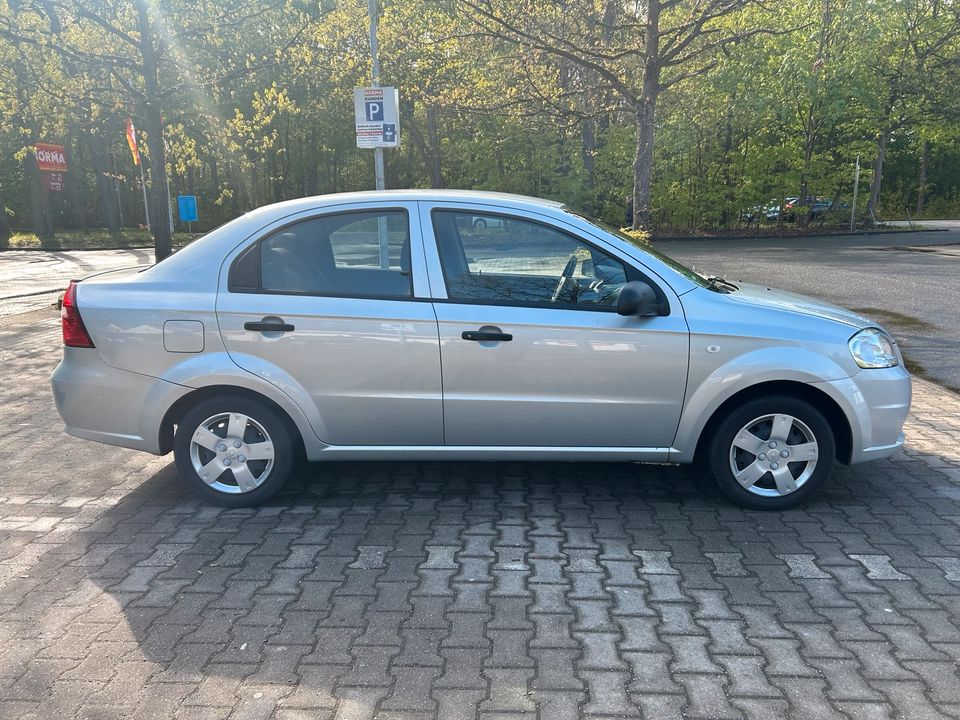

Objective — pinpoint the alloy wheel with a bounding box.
[728,413,819,497]
[188,412,275,494]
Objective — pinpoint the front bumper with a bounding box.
[818,365,912,464]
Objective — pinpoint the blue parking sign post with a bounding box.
[177,195,198,234]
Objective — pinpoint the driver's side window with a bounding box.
[432,210,627,308]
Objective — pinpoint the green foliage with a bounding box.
[0,0,959,234]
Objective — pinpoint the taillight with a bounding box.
[61,280,94,348]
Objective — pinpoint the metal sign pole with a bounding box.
[850,155,860,231]
[113,153,124,229]
[164,138,175,238]
[369,0,389,268]
[166,172,175,237]
[139,162,151,232]
[369,0,385,193]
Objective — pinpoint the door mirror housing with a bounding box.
[617,280,662,317]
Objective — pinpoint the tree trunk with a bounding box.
[865,127,890,223]
[581,117,596,190]
[27,158,53,240]
[0,184,11,247]
[632,80,659,230]
[720,98,734,226]
[426,105,444,188]
[306,128,319,195]
[67,135,88,232]
[91,133,121,234]
[13,61,53,240]
[135,0,172,261]
[632,0,660,230]
[916,139,928,215]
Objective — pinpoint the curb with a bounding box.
[0,245,157,253]
[650,227,949,242]
[0,288,64,301]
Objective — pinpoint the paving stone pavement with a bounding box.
[1,310,959,719]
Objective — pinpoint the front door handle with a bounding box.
[462,328,512,342]
[245,320,295,333]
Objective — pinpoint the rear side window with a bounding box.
[229,209,412,299]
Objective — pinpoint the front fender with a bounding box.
[671,346,853,463]
[158,351,328,454]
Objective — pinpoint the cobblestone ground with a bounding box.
[1,310,959,720]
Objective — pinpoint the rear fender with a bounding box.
[158,351,327,453]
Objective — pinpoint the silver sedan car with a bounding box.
[51,190,911,509]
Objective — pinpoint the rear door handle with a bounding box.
[462,329,512,342]
[245,320,295,333]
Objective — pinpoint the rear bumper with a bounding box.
[818,365,912,464]
[51,348,188,454]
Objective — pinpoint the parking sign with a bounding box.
[365,101,384,121]
[354,87,400,148]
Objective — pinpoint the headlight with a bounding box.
[849,328,898,368]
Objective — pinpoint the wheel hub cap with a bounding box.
[189,412,275,494]
[729,413,819,498]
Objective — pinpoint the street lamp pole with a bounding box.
[369,0,385,192]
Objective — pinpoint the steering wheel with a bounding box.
[551,254,579,303]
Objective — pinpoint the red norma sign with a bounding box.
[34,143,68,173]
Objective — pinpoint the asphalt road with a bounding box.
[0,248,153,317]
[656,230,960,391]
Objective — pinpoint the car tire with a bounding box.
[174,394,296,507]
[472,218,487,230]
[706,395,835,510]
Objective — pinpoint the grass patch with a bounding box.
[4,229,195,250]
[650,224,916,240]
[901,353,960,394]
[849,307,936,331]
[850,309,959,393]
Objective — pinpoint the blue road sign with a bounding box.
[382,124,396,143]
[365,101,384,121]
[177,195,198,223]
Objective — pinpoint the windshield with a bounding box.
[564,208,713,289]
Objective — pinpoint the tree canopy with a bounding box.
[2,0,959,255]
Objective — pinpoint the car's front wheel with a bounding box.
[706,395,835,510]
[174,394,295,506]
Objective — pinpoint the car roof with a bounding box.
[247,189,565,215]
[144,188,701,295]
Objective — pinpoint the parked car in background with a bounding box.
[470,215,505,231]
[811,197,850,218]
[764,198,799,222]
[783,196,850,221]
[740,198,794,223]
[52,190,911,510]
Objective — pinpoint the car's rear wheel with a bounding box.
[174,394,295,506]
[706,395,835,510]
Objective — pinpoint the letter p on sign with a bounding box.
[365,101,383,121]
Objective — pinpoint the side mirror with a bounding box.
[617,280,662,317]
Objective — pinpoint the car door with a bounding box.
[421,203,689,451]
[217,202,443,446]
